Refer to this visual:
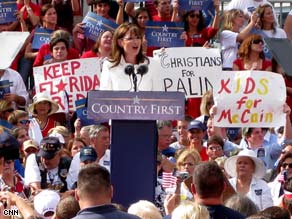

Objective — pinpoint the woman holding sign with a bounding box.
[100,23,162,91]
[233,34,272,71]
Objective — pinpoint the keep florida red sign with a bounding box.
[33,58,101,111]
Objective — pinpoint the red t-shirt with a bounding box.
[199,147,209,161]
[152,15,171,22]
[80,50,98,58]
[233,58,272,71]
[33,44,80,66]
[185,27,218,47]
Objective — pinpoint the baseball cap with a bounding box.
[0,131,20,160]
[187,120,207,131]
[23,139,39,151]
[34,190,60,219]
[49,132,65,144]
[38,137,62,159]
[80,146,97,162]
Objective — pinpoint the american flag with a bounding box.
[162,172,177,189]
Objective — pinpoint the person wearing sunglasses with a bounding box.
[233,34,272,71]
[7,110,30,130]
[269,152,292,205]
[181,0,220,47]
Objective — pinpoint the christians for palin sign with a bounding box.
[87,91,185,120]
[153,47,221,98]
[213,70,286,127]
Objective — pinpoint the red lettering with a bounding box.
[218,79,231,94]
[71,61,80,75]
[69,77,79,92]
[93,75,100,88]
[43,65,54,80]
[241,109,250,123]
[61,62,70,76]
[243,77,255,94]
[217,109,232,123]
[52,96,65,110]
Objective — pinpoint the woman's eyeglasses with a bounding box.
[282,162,292,169]
[189,13,200,18]
[19,119,30,125]
[252,39,264,44]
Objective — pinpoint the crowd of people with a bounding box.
[1,0,292,218]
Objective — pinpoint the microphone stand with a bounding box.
[132,73,138,92]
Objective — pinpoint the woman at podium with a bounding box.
[100,23,162,92]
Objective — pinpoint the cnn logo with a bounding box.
[3,209,19,216]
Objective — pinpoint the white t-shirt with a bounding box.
[66,149,111,190]
[220,30,239,69]
[262,28,287,38]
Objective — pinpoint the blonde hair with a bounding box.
[223,9,244,31]
[176,149,201,170]
[7,110,28,125]
[127,200,162,219]
[48,126,71,137]
[172,201,210,219]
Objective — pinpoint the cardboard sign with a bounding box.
[0,0,17,24]
[153,47,221,98]
[87,91,185,120]
[82,12,118,42]
[0,31,29,69]
[145,21,184,47]
[33,58,101,111]
[213,70,286,127]
[31,27,54,50]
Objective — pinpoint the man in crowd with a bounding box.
[74,164,141,219]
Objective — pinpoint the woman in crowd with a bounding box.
[206,135,225,161]
[0,100,14,132]
[100,22,162,91]
[81,30,113,59]
[233,34,272,71]
[34,29,79,66]
[220,9,258,70]
[224,150,273,210]
[182,0,220,47]
[269,152,292,205]
[28,93,59,140]
[7,110,30,130]
[67,138,86,157]
[175,149,201,201]
[255,4,287,39]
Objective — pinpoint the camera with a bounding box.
[177,171,189,180]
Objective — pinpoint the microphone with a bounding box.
[137,64,148,76]
[124,65,134,76]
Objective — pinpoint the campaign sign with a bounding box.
[33,58,101,111]
[75,98,98,126]
[82,12,118,41]
[87,91,185,120]
[145,21,184,47]
[179,0,214,26]
[0,80,10,98]
[213,71,286,127]
[31,27,54,50]
[0,0,17,24]
[153,47,221,98]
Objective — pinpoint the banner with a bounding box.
[0,0,17,24]
[213,71,286,127]
[31,27,54,50]
[145,21,184,47]
[82,12,118,42]
[153,47,221,98]
[33,58,101,111]
[87,91,185,120]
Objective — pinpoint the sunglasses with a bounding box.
[19,119,30,125]
[4,108,14,113]
[282,162,292,169]
[252,39,264,44]
[189,13,200,18]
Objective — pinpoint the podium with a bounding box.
[87,91,184,207]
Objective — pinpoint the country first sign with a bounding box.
[87,91,185,120]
